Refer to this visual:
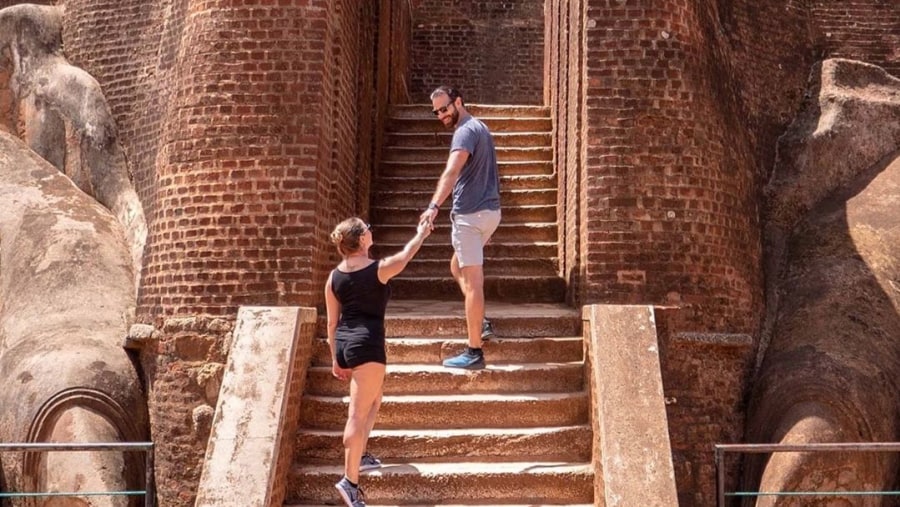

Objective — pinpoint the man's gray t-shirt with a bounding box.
[449,116,501,215]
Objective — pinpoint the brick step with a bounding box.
[385,130,551,148]
[293,425,592,462]
[375,188,556,207]
[399,257,558,277]
[383,145,551,162]
[306,362,584,396]
[389,275,566,303]
[375,173,556,191]
[315,300,581,339]
[374,222,558,243]
[387,116,551,133]
[286,461,593,505]
[287,504,594,507]
[300,392,588,430]
[391,104,551,118]
[379,159,553,177]
[370,240,558,260]
[372,203,556,224]
[311,337,584,366]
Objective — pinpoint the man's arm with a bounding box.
[421,149,469,224]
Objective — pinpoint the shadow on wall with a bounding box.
[743,59,900,505]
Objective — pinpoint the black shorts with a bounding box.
[335,339,386,369]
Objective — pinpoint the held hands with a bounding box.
[419,206,438,230]
[417,216,434,237]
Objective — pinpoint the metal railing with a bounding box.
[715,442,900,506]
[0,442,154,506]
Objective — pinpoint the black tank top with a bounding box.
[331,261,392,343]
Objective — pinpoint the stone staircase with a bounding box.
[284,300,594,506]
[281,105,592,506]
[370,104,565,303]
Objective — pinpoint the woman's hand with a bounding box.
[417,217,433,237]
[332,362,351,381]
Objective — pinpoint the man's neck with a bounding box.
[454,110,471,129]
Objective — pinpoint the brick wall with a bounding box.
[408,0,545,104]
[577,2,765,504]
[579,0,762,331]
[57,0,374,504]
[810,0,900,77]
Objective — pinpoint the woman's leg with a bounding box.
[343,361,386,483]
[361,388,384,454]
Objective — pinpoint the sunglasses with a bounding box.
[431,101,454,116]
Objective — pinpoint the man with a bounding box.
[420,86,501,370]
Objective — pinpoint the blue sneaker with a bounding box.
[360,452,382,471]
[443,348,485,370]
[335,476,366,507]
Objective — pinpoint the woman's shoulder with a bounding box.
[335,259,378,274]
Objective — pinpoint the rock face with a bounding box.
[746,59,900,504]
[0,3,147,289]
[0,130,147,503]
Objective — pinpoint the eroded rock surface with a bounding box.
[746,59,900,505]
[0,129,146,503]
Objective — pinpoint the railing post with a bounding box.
[145,443,155,507]
[716,445,725,507]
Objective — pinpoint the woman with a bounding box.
[326,217,431,507]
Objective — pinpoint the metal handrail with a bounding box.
[715,442,900,506]
[0,442,154,507]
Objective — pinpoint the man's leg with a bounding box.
[459,263,486,349]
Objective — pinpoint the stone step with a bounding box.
[311,336,584,366]
[306,362,584,396]
[387,115,551,133]
[389,275,567,303]
[371,203,557,224]
[385,130,551,148]
[315,300,581,338]
[370,240,558,260]
[374,222,558,243]
[375,173,557,191]
[293,425,592,462]
[287,504,594,507]
[391,104,551,118]
[289,503,594,507]
[383,145,552,162]
[286,461,593,505]
[300,392,588,430]
[399,257,558,277]
[374,188,556,207]
[379,159,553,177]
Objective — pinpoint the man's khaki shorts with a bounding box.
[451,209,501,267]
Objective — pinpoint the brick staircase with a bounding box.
[282,106,591,506]
[285,301,593,506]
[370,104,565,303]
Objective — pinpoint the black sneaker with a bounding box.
[481,319,496,341]
[359,452,382,471]
[335,476,366,507]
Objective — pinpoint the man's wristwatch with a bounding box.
[427,202,439,211]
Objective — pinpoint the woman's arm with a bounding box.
[324,272,349,380]
[377,219,432,283]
